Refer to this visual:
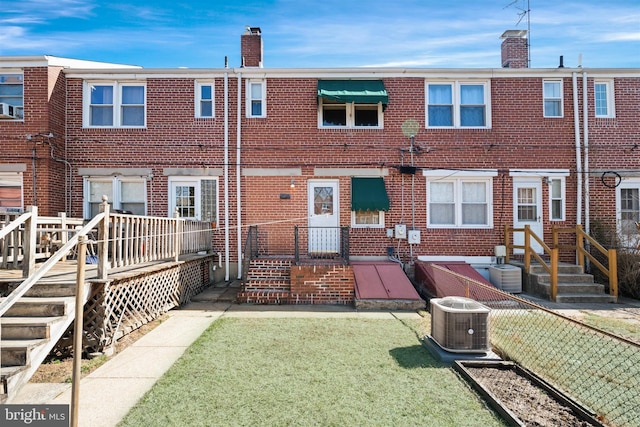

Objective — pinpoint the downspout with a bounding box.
[572,72,582,226]
[236,71,243,279]
[224,64,230,281]
[583,71,590,236]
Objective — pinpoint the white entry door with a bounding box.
[308,180,339,254]
[513,179,544,254]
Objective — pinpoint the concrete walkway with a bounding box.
[11,285,423,427]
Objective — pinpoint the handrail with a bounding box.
[0,211,32,241]
[242,225,257,285]
[0,212,106,318]
[504,223,617,301]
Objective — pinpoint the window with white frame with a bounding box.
[196,81,214,118]
[549,178,565,221]
[84,176,147,218]
[0,173,23,212]
[169,177,218,223]
[594,80,615,118]
[246,80,266,118]
[543,80,563,117]
[84,81,146,127]
[425,171,495,228]
[426,81,490,128]
[352,210,385,227]
[319,99,383,128]
[617,180,640,237]
[0,74,24,120]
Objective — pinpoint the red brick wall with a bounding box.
[501,37,528,68]
[290,265,355,304]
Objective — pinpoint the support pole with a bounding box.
[70,234,88,427]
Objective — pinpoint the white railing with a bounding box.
[0,201,213,280]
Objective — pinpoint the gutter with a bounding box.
[224,68,230,280]
[237,72,243,279]
[583,71,590,235]
[572,72,582,226]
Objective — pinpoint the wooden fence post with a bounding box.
[70,234,87,427]
[576,224,585,268]
[550,248,559,302]
[609,248,618,302]
[97,196,110,280]
[174,208,181,262]
[22,206,37,278]
[524,225,531,273]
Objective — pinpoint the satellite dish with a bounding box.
[401,119,420,138]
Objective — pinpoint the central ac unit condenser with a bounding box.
[430,296,490,353]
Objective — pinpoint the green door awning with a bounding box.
[351,177,390,211]
[318,80,388,104]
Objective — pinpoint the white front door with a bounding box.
[513,179,544,254]
[308,180,339,253]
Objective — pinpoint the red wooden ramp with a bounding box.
[351,261,425,310]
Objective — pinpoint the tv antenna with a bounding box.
[505,0,531,67]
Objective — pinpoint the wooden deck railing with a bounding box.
[504,224,617,301]
[0,200,213,279]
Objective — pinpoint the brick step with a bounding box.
[238,290,290,305]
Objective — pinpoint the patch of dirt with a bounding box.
[30,315,168,383]
[466,366,600,427]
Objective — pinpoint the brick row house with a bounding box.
[1,28,639,302]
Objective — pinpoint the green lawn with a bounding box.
[120,317,505,427]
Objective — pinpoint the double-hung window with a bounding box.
[618,179,640,238]
[84,176,147,218]
[246,80,266,118]
[426,81,489,128]
[0,73,24,120]
[168,177,218,224]
[84,81,146,127]
[543,80,563,117]
[594,80,615,118]
[196,81,214,118]
[549,177,566,221]
[425,170,496,228]
[317,80,387,129]
[0,173,23,212]
[319,99,383,128]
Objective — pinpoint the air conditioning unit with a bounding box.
[489,264,522,293]
[430,296,490,353]
[0,102,17,119]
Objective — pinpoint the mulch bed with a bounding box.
[454,361,604,427]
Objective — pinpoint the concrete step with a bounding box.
[1,296,72,317]
[0,317,62,340]
[527,263,585,275]
[535,273,595,285]
[0,339,46,367]
[554,293,617,304]
[536,282,606,295]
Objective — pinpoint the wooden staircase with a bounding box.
[0,281,89,403]
[514,261,616,303]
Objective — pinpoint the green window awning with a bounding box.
[351,177,390,211]
[318,80,388,104]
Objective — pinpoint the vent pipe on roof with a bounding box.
[558,56,564,68]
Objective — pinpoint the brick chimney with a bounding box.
[500,30,528,68]
[241,26,263,67]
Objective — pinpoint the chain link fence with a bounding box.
[424,264,640,427]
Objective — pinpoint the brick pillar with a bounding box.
[241,27,263,67]
[500,30,528,68]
